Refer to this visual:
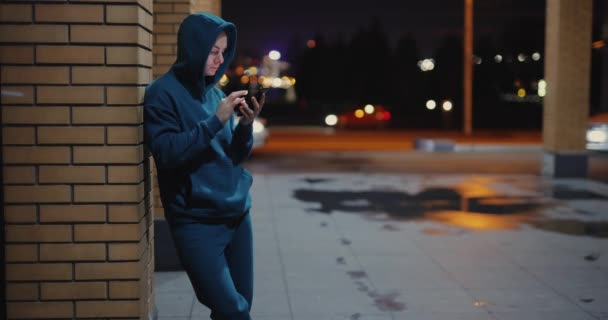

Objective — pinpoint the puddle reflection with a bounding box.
[293,178,608,238]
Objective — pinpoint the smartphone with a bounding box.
[246,86,269,105]
[237,86,269,116]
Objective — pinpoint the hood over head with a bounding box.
[172,13,237,97]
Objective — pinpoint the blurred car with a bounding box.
[587,112,608,152]
[252,117,269,149]
[234,116,268,149]
[324,104,391,129]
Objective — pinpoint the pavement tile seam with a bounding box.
[488,311,600,320]
[425,262,498,315]
[327,206,409,320]
[393,227,497,313]
[514,264,608,318]
[262,175,296,320]
[187,290,197,319]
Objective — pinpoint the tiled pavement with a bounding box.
[155,173,608,320]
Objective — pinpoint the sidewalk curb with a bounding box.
[454,144,543,152]
[414,137,542,152]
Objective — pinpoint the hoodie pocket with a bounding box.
[188,163,227,207]
[223,169,253,212]
[188,160,252,213]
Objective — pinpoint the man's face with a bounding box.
[205,32,228,76]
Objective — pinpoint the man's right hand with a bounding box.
[216,90,248,124]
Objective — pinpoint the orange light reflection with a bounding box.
[427,210,531,231]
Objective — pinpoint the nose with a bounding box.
[215,54,224,64]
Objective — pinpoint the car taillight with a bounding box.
[383,111,391,121]
[375,111,391,121]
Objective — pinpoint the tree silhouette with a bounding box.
[391,33,424,126]
[430,34,463,129]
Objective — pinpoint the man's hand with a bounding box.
[216,90,248,124]
[237,92,265,126]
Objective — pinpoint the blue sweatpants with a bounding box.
[169,214,253,320]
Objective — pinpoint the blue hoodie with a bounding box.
[144,13,253,224]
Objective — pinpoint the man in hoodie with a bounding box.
[144,13,263,320]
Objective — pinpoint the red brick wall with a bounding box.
[1,1,155,319]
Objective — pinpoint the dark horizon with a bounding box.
[222,0,546,58]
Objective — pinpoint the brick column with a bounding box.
[542,0,594,177]
[1,1,155,319]
[190,0,222,16]
[153,0,221,79]
[151,0,222,216]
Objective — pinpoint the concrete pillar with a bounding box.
[0,1,155,319]
[542,0,594,178]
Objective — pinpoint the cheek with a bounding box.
[204,59,215,74]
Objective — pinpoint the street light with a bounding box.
[268,50,281,61]
[442,100,454,112]
[418,58,435,71]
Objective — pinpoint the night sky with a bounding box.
[221,0,546,58]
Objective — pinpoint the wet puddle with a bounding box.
[293,176,608,313]
[293,177,608,238]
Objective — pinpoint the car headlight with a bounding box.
[587,127,608,143]
[324,114,338,126]
[253,119,265,134]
